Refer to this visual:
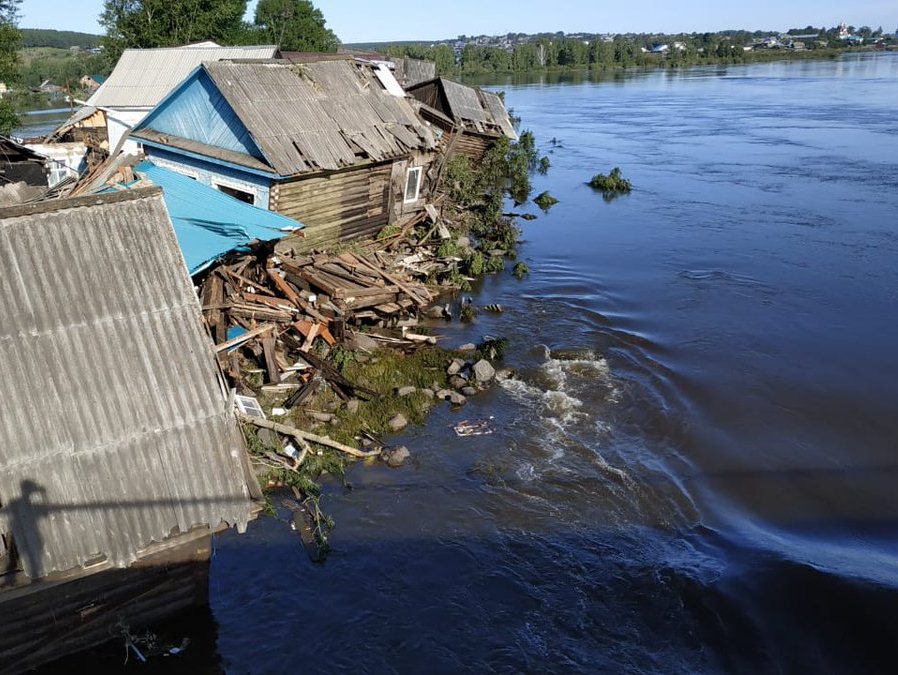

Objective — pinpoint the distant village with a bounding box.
[433,21,897,55]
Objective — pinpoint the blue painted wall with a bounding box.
[146,146,273,209]
[137,69,265,160]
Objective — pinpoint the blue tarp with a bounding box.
[130,160,302,274]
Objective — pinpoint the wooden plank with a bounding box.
[214,323,275,353]
[261,333,280,384]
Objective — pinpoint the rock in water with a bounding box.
[472,359,496,383]
[388,413,408,432]
[449,392,467,406]
[461,386,478,397]
[382,445,411,468]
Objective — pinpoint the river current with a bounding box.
[58,54,898,673]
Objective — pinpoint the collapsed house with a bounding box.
[0,136,49,199]
[405,77,518,160]
[85,42,279,152]
[130,58,440,248]
[0,188,259,672]
[106,158,302,274]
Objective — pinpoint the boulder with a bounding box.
[306,411,334,423]
[382,445,411,468]
[449,375,468,390]
[388,413,408,432]
[457,343,477,353]
[420,388,435,399]
[449,392,467,406]
[435,389,453,400]
[494,368,515,381]
[472,359,496,383]
[446,358,466,376]
[396,385,417,397]
[461,386,478,397]
[345,399,360,414]
[346,331,379,352]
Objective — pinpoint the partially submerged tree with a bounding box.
[0,0,21,135]
[99,0,249,64]
[253,0,339,52]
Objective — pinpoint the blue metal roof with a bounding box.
[132,160,302,274]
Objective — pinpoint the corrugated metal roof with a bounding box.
[0,188,252,579]
[407,78,518,140]
[200,60,437,176]
[125,160,301,274]
[87,44,279,108]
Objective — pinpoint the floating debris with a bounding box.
[454,418,496,437]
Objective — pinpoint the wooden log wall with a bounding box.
[269,162,393,246]
[0,528,214,674]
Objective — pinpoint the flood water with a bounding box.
[64,54,898,673]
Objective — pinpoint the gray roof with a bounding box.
[199,59,437,176]
[0,188,252,579]
[409,77,517,140]
[87,43,279,108]
[393,58,436,87]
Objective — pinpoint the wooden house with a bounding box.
[0,188,259,672]
[85,43,279,153]
[130,59,439,248]
[405,77,517,161]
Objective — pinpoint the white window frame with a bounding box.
[403,166,422,203]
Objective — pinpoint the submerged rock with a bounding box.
[435,389,453,400]
[381,445,411,468]
[449,392,467,406]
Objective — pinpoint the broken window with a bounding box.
[404,167,422,203]
[215,182,255,205]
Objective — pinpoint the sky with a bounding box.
[19,0,898,43]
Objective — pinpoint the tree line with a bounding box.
[385,27,895,76]
[99,0,339,65]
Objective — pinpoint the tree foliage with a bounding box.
[253,0,339,52]
[21,29,101,49]
[99,0,248,64]
[0,0,20,134]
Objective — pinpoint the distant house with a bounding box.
[79,73,106,93]
[35,79,62,95]
[131,59,439,246]
[85,42,279,152]
[404,77,517,161]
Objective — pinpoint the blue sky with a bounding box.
[19,1,898,42]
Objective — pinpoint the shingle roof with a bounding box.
[200,59,437,176]
[407,77,518,140]
[87,44,279,108]
[0,188,253,579]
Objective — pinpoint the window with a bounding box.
[215,182,255,205]
[404,166,422,203]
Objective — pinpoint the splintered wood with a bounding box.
[198,247,437,405]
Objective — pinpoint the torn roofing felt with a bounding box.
[116,160,302,274]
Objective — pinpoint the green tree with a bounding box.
[0,0,21,135]
[99,0,248,65]
[254,0,339,52]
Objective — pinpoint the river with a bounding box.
[54,53,898,673]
